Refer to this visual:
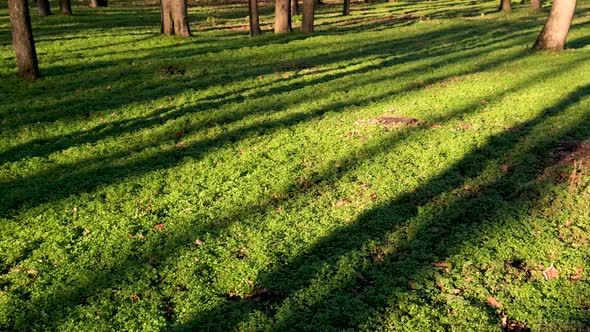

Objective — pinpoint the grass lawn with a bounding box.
[2,0,590,329]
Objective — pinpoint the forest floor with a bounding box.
[2,0,590,330]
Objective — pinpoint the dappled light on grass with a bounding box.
[1,0,590,330]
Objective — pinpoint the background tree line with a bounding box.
[6,0,580,80]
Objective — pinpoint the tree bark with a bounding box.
[160,0,191,37]
[343,0,350,15]
[90,0,108,7]
[8,0,39,79]
[249,0,262,36]
[291,0,298,16]
[37,0,51,16]
[302,0,314,33]
[530,0,541,11]
[275,0,291,33]
[533,0,576,50]
[499,0,512,11]
[59,0,72,15]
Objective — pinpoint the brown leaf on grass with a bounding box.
[486,296,502,309]
[501,314,528,332]
[154,224,165,231]
[26,269,38,275]
[435,281,444,291]
[335,199,349,207]
[432,261,449,268]
[130,293,140,302]
[82,229,91,236]
[237,246,248,259]
[543,264,559,280]
[464,277,473,283]
[195,239,203,246]
[570,267,584,281]
[458,123,472,130]
[369,115,419,127]
[370,192,379,200]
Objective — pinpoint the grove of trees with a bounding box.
[5,0,581,79]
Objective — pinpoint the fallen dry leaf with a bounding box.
[195,239,203,246]
[26,269,38,275]
[543,264,559,280]
[369,115,419,127]
[154,224,165,231]
[486,296,502,309]
[335,200,349,207]
[432,261,449,268]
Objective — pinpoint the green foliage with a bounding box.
[1,0,590,330]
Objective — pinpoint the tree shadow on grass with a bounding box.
[1,16,539,134]
[175,84,590,331]
[0,28,538,217]
[4,49,590,330]
[0,20,535,165]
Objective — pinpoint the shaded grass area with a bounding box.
[2,0,590,330]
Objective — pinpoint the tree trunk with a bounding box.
[291,0,298,16]
[275,0,291,33]
[499,0,512,11]
[8,0,39,79]
[302,0,314,33]
[533,0,576,50]
[530,0,541,11]
[160,0,191,37]
[343,0,350,15]
[59,0,72,15]
[37,0,51,16]
[90,0,108,7]
[249,0,261,36]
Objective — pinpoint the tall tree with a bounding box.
[343,0,350,15]
[533,0,576,50]
[249,0,262,36]
[499,0,512,11]
[530,0,541,11]
[160,0,191,36]
[302,0,314,33]
[291,0,298,16]
[37,0,51,16]
[275,0,291,33]
[59,0,72,15]
[90,0,107,7]
[9,0,40,79]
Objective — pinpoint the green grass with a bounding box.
[2,0,590,330]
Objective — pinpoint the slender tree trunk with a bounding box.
[291,0,298,16]
[249,0,261,36]
[37,0,51,16]
[530,0,541,11]
[160,0,191,36]
[302,0,314,32]
[59,0,72,15]
[499,0,512,11]
[8,0,39,79]
[343,0,350,15]
[533,0,576,50]
[275,0,291,33]
[90,0,107,7]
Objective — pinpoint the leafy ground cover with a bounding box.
[1,0,590,330]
